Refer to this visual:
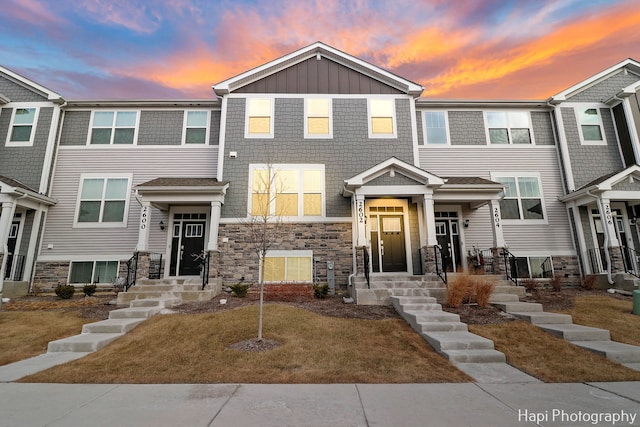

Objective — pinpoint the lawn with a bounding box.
[20,304,473,384]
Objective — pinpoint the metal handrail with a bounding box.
[469,248,494,275]
[502,249,519,286]
[622,246,640,278]
[363,247,370,289]
[202,251,210,290]
[540,256,553,278]
[125,252,138,291]
[149,252,163,279]
[434,245,447,284]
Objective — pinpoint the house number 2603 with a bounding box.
[140,207,148,230]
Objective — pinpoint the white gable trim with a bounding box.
[343,157,443,192]
[0,65,64,103]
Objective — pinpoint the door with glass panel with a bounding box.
[434,212,461,272]
[369,207,407,273]
[170,213,206,276]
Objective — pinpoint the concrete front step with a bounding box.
[443,349,506,363]
[117,289,216,305]
[390,296,437,305]
[572,340,640,363]
[422,331,495,352]
[492,301,543,313]
[370,281,444,289]
[420,322,468,332]
[402,310,461,324]
[493,286,526,297]
[389,288,431,297]
[510,312,573,325]
[48,333,124,352]
[488,293,520,303]
[538,323,611,342]
[109,306,162,319]
[82,318,145,334]
[129,298,180,308]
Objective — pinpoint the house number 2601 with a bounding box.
[140,206,148,230]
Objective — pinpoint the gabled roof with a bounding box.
[136,177,228,191]
[0,93,9,105]
[548,58,640,104]
[213,41,423,97]
[343,157,444,192]
[0,175,56,206]
[0,65,64,103]
[560,165,640,203]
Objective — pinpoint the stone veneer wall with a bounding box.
[216,222,353,287]
[32,261,71,290]
[551,255,581,286]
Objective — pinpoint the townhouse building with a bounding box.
[1,42,638,303]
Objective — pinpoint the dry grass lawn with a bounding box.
[0,312,95,366]
[21,304,472,384]
[559,295,640,346]
[470,321,640,383]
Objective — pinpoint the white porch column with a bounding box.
[599,198,620,247]
[0,201,17,293]
[354,195,367,247]
[23,207,44,283]
[136,201,151,251]
[208,200,222,251]
[489,199,506,247]
[422,192,437,246]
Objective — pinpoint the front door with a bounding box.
[592,207,633,272]
[370,212,407,273]
[169,213,206,276]
[434,212,462,272]
[4,220,20,279]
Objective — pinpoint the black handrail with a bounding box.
[469,248,494,275]
[125,252,138,291]
[202,251,210,290]
[502,249,519,286]
[434,245,447,284]
[363,247,370,289]
[149,253,163,279]
[622,246,640,278]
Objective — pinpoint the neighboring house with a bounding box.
[20,42,640,297]
[0,66,62,298]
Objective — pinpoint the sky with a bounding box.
[1,0,639,100]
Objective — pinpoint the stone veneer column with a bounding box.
[491,247,507,276]
[355,246,368,276]
[608,246,625,273]
[136,251,151,279]
[421,245,437,274]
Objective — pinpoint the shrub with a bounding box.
[549,274,563,292]
[313,283,329,299]
[55,284,75,299]
[581,275,597,290]
[473,277,495,308]
[229,282,250,297]
[446,274,473,308]
[520,278,538,293]
[82,284,97,297]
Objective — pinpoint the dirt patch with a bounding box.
[522,287,632,311]
[228,338,282,352]
[444,304,517,325]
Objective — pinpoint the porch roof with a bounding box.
[0,175,56,208]
[560,165,640,205]
[135,177,229,210]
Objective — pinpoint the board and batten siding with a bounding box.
[419,146,574,254]
[39,147,219,259]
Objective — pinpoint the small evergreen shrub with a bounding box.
[229,282,250,297]
[55,284,75,299]
[83,284,97,297]
[313,283,329,299]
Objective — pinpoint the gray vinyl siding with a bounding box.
[235,56,403,95]
[567,71,640,102]
[221,96,415,218]
[40,147,219,258]
[408,202,421,273]
[0,76,47,102]
[561,107,623,189]
[60,111,90,146]
[531,112,555,145]
[448,111,486,145]
[0,106,53,189]
[419,146,573,254]
[18,211,34,256]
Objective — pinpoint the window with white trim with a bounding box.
[76,176,131,225]
[69,260,119,284]
[89,111,138,145]
[7,107,39,146]
[576,106,606,144]
[368,98,396,138]
[250,165,324,218]
[423,111,448,144]
[305,98,332,138]
[246,98,273,138]
[513,256,553,278]
[486,111,532,144]
[262,251,313,283]
[182,110,209,144]
[493,175,544,220]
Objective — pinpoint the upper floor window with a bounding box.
[486,111,532,144]
[250,165,324,218]
[75,175,131,227]
[89,111,138,145]
[576,106,606,145]
[182,110,209,144]
[305,98,332,138]
[493,174,545,221]
[246,98,273,138]
[368,99,396,138]
[423,111,449,144]
[6,107,39,146]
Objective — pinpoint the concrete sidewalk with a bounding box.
[0,382,638,427]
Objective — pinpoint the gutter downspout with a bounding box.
[586,190,614,285]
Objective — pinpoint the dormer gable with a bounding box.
[0,65,64,104]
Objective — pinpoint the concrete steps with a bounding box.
[116,278,218,305]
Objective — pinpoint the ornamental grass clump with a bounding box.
[446,273,496,308]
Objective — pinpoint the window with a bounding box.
[89,111,137,145]
[368,99,396,138]
[305,98,332,138]
[576,106,606,144]
[76,176,131,226]
[183,111,209,144]
[7,107,38,146]
[246,98,273,138]
[262,251,313,283]
[69,261,119,284]
[511,256,553,278]
[486,111,532,144]
[493,175,544,220]
[250,165,324,218]
[423,111,448,144]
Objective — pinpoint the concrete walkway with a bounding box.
[0,382,638,426]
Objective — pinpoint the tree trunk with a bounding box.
[257,253,265,341]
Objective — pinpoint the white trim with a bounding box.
[86,110,140,146]
[219,217,352,224]
[217,96,228,182]
[266,249,313,258]
[39,104,62,193]
[304,97,333,139]
[490,172,548,225]
[59,144,219,150]
[422,110,451,146]
[409,97,420,166]
[552,105,576,192]
[418,144,556,150]
[72,173,133,228]
[622,98,640,165]
[5,105,40,147]
[573,104,608,146]
[365,198,412,274]
[434,205,466,272]
[37,253,133,262]
[68,259,120,284]
[181,110,211,145]
[262,250,314,283]
[367,98,397,139]
[244,96,274,139]
[484,110,535,145]
[0,66,64,101]
[164,206,210,277]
